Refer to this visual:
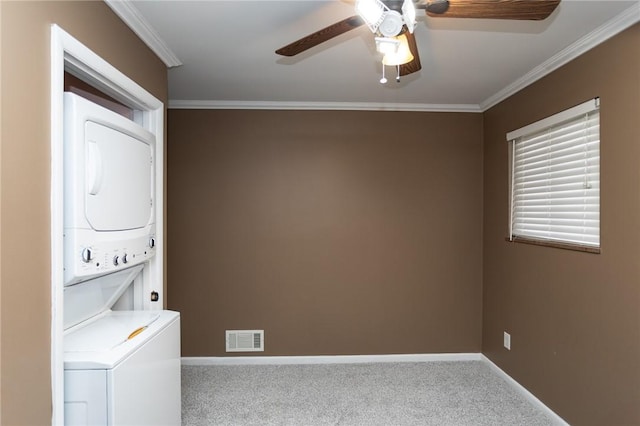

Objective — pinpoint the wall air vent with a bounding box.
[225,330,264,352]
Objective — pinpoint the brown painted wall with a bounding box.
[0,2,167,424]
[482,24,640,426]
[168,109,483,356]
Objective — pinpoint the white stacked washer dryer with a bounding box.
[62,92,181,425]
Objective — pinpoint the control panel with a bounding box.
[64,229,156,286]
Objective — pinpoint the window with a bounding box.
[507,98,600,252]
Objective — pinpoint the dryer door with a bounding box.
[84,120,153,231]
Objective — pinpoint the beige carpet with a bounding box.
[181,361,564,426]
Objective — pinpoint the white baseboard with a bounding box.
[481,355,569,425]
[181,352,482,366]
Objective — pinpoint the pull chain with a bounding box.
[380,62,387,84]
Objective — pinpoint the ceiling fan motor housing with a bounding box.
[379,10,404,36]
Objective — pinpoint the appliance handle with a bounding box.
[86,141,103,195]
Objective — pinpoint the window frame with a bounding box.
[506,98,601,254]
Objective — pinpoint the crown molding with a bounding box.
[168,99,483,113]
[105,0,182,68]
[480,2,640,111]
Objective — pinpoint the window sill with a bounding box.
[505,236,601,254]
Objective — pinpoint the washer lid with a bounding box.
[64,310,179,369]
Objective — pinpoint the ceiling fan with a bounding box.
[275,0,561,83]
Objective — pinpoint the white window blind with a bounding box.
[508,98,600,248]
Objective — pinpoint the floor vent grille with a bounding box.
[226,330,264,352]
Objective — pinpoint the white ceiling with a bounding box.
[111,0,639,111]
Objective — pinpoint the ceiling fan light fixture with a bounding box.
[401,0,417,33]
[355,0,388,33]
[381,33,414,66]
[375,36,400,55]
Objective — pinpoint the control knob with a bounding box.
[113,255,120,266]
[149,237,156,248]
[122,253,128,264]
[81,248,93,263]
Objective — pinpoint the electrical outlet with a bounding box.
[504,332,511,350]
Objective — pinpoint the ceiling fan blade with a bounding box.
[424,0,561,20]
[275,15,364,57]
[399,31,421,76]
